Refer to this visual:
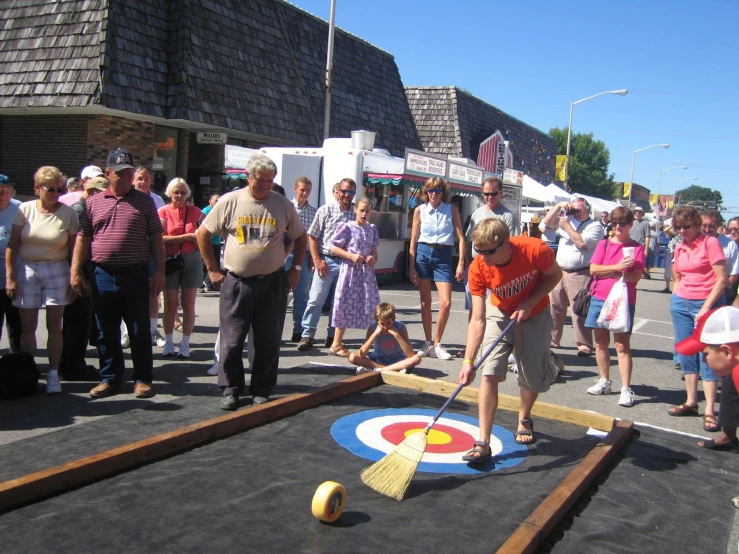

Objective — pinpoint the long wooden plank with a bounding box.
[496,419,634,554]
[0,371,383,513]
[381,372,616,431]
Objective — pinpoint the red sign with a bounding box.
[477,130,513,175]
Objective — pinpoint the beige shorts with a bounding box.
[477,303,558,393]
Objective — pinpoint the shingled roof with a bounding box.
[0,0,420,156]
[406,86,556,184]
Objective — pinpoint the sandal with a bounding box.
[329,345,350,358]
[577,347,593,357]
[697,437,739,451]
[462,441,492,464]
[515,418,537,445]
[668,404,699,417]
[702,414,720,433]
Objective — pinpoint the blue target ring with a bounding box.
[330,408,527,474]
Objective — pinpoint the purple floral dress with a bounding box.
[331,222,380,329]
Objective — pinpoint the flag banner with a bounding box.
[555,155,567,181]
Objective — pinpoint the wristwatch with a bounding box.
[292,264,303,272]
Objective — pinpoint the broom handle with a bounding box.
[424,318,517,434]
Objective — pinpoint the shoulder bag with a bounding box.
[572,239,609,318]
[165,206,188,275]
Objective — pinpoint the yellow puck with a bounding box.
[311,481,347,523]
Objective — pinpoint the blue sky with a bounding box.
[291,0,739,217]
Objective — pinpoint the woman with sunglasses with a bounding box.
[669,206,727,429]
[409,177,465,360]
[584,207,644,407]
[5,166,79,394]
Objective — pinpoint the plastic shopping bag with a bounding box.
[597,276,631,333]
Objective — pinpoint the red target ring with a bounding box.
[380,421,475,454]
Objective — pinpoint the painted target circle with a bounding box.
[330,408,527,474]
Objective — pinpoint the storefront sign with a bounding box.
[477,131,513,176]
[197,132,227,144]
[404,148,447,179]
[502,168,524,186]
[447,161,484,187]
[225,145,259,169]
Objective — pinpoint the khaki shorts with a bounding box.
[477,303,558,393]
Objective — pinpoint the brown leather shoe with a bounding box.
[89,382,118,398]
[134,382,154,398]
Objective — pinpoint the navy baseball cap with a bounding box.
[106,148,135,171]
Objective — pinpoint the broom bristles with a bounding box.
[360,430,428,501]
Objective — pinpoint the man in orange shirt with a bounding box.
[459,218,563,463]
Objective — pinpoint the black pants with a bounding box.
[719,374,739,429]
[0,289,21,353]
[60,294,93,374]
[218,270,287,398]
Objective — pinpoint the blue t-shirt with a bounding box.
[202,205,221,245]
[370,320,406,359]
[0,199,21,284]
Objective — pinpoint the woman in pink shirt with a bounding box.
[583,207,645,408]
[158,178,203,358]
[669,206,727,431]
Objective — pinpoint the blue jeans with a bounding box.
[90,265,153,386]
[670,294,724,381]
[301,256,340,339]
[284,251,313,334]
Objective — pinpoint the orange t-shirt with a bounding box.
[468,236,555,317]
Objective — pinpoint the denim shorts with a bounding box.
[415,242,453,283]
[584,297,636,335]
[369,352,406,366]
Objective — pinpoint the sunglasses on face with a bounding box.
[338,189,356,196]
[476,242,505,256]
[675,225,693,231]
[41,185,64,193]
[612,221,629,227]
[729,227,739,233]
[426,188,443,195]
[483,191,501,198]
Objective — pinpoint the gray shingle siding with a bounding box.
[0,0,419,155]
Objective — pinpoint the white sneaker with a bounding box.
[417,341,433,357]
[587,378,612,395]
[178,342,190,358]
[434,344,453,360]
[618,387,635,407]
[152,331,166,347]
[46,373,62,394]
[355,366,375,375]
[121,334,131,349]
[206,363,220,376]
[162,342,176,357]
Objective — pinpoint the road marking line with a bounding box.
[633,317,673,325]
[632,331,674,340]
[631,318,649,332]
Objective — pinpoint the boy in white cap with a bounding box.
[676,306,739,451]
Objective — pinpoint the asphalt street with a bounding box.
[0,266,723,446]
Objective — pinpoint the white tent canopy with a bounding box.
[521,175,552,203]
[545,184,572,204]
[576,193,620,215]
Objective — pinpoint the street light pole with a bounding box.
[322,0,337,141]
[658,165,688,216]
[627,143,670,206]
[564,89,627,191]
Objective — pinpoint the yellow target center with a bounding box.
[404,428,452,445]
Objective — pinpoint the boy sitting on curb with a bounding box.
[350,303,422,375]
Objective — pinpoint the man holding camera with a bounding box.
[541,197,604,356]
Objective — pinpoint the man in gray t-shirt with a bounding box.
[463,176,518,312]
[629,207,651,278]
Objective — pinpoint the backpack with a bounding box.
[0,353,40,399]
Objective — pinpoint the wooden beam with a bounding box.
[381,372,615,431]
[0,372,383,513]
[496,419,634,554]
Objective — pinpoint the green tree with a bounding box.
[675,185,723,204]
[550,127,615,199]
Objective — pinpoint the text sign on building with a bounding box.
[477,130,513,176]
[502,168,524,186]
[404,148,447,179]
[196,132,227,145]
[447,162,484,187]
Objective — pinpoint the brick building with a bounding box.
[0,0,420,203]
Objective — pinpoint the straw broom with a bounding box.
[360,319,518,501]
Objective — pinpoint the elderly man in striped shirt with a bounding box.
[71,148,165,399]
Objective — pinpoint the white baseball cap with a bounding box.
[80,165,104,180]
[676,306,739,355]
